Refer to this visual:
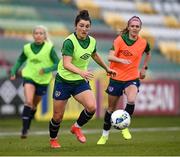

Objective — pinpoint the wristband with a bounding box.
[144,66,148,70]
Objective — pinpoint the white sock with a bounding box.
[102,130,109,137]
[74,122,81,128]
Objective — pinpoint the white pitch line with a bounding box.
[0,127,180,137]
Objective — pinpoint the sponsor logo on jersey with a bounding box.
[30,59,41,64]
[80,53,91,60]
[117,50,133,57]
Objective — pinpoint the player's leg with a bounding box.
[97,95,119,144]
[49,80,70,148]
[71,89,96,143]
[28,84,48,130]
[25,83,48,131]
[26,95,41,130]
[21,83,36,138]
[97,79,123,144]
[123,83,139,140]
[49,99,67,148]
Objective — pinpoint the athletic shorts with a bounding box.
[23,79,48,96]
[106,78,140,96]
[53,80,91,100]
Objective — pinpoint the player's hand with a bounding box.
[10,75,16,80]
[139,69,146,79]
[106,68,117,77]
[80,70,94,81]
[39,69,45,75]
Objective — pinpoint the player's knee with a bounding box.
[53,112,63,122]
[86,105,96,114]
[127,96,136,104]
[25,100,33,107]
[127,94,137,103]
[127,101,135,105]
[53,117,62,123]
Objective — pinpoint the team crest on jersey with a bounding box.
[108,86,114,92]
[55,91,61,97]
[80,53,91,60]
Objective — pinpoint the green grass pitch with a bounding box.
[0,116,180,156]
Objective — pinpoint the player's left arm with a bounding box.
[140,42,151,79]
[91,51,116,77]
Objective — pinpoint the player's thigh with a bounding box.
[108,95,120,112]
[24,83,36,105]
[74,90,96,112]
[124,85,138,102]
[33,95,42,108]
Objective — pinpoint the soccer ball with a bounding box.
[111,109,131,130]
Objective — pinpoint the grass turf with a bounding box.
[0,116,180,156]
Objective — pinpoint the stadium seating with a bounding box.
[80,0,180,67]
[61,0,180,76]
[136,1,157,14]
[159,41,180,64]
[74,0,101,19]
[0,0,180,79]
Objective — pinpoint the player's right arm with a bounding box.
[10,52,27,80]
[107,50,131,64]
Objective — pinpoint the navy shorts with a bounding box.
[23,79,48,96]
[53,80,91,100]
[106,79,140,96]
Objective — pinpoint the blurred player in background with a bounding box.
[97,16,151,144]
[49,10,116,148]
[10,25,59,139]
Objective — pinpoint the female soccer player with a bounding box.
[49,10,116,148]
[97,16,151,144]
[10,25,59,138]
